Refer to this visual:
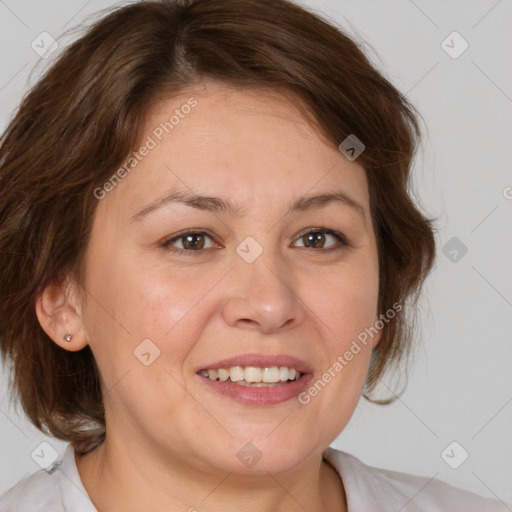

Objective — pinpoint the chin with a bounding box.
[202,435,318,476]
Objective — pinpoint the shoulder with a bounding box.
[0,462,62,512]
[0,444,96,512]
[322,446,507,511]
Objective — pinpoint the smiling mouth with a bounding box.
[198,366,302,387]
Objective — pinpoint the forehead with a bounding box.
[97,81,370,222]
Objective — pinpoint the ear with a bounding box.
[35,278,88,352]
[372,314,384,349]
[372,328,382,349]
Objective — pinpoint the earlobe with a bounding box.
[35,279,88,352]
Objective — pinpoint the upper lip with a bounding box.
[197,353,313,374]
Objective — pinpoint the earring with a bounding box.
[63,333,73,342]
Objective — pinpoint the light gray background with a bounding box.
[1,0,511,504]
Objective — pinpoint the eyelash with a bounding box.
[160,228,350,255]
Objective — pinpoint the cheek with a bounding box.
[306,258,379,345]
[83,255,217,376]
[80,259,202,419]
[299,253,379,408]
[126,263,216,337]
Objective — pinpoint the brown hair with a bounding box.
[0,0,436,452]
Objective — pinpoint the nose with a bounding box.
[221,249,306,334]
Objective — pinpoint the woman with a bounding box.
[0,0,505,510]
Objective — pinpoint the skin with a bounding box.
[36,80,381,512]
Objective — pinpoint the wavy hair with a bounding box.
[0,0,436,453]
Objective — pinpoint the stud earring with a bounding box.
[63,333,73,342]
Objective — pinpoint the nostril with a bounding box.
[238,318,256,327]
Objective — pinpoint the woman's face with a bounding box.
[79,81,381,474]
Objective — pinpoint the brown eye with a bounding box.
[181,233,206,250]
[293,228,348,250]
[162,231,217,253]
[303,231,328,249]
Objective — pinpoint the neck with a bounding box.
[75,434,347,512]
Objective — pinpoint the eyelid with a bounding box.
[161,227,349,255]
[291,227,349,249]
[158,229,217,254]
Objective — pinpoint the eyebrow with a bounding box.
[130,188,366,222]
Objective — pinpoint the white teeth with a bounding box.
[218,368,230,381]
[229,366,244,382]
[207,369,219,380]
[200,365,302,385]
[244,366,262,383]
[262,367,280,383]
[279,366,289,381]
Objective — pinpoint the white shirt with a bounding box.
[0,444,506,511]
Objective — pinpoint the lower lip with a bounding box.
[197,373,313,405]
